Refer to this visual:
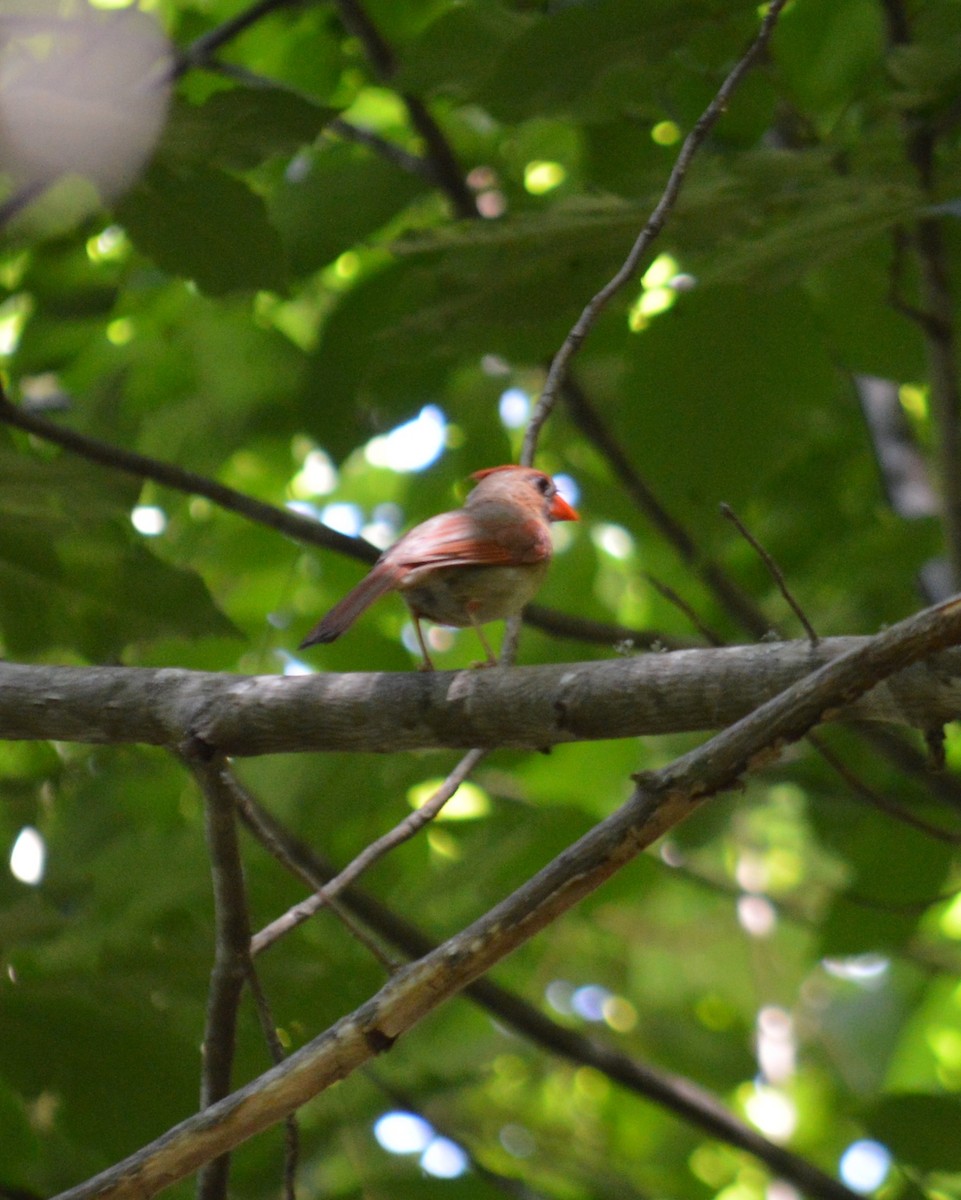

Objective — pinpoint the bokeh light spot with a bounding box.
[839,1140,891,1193]
[10,827,45,885]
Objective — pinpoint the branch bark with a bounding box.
[51,594,961,1200]
[3,635,961,756]
[189,754,257,1200]
[235,793,862,1200]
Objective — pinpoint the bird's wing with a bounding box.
[391,510,551,568]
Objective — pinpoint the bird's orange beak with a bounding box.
[550,494,579,522]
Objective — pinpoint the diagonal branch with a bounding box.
[237,792,862,1200]
[520,0,789,465]
[0,388,377,566]
[172,0,308,79]
[251,748,487,954]
[331,0,476,218]
[51,594,961,1200]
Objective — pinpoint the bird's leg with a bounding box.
[412,615,436,671]
[468,614,498,667]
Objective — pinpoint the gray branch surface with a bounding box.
[3,637,961,756]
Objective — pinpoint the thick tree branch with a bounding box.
[3,635,961,756]
[52,595,961,1200]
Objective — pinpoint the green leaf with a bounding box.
[270,143,431,275]
[396,3,532,101]
[117,161,287,294]
[0,984,199,1164]
[160,87,337,171]
[0,1080,41,1188]
[862,1094,961,1171]
[470,0,761,122]
[0,448,237,657]
[614,284,840,517]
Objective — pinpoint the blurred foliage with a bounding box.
[2,0,961,1198]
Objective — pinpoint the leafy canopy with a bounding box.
[2,1,961,1198]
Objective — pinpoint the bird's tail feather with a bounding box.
[299,567,396,648]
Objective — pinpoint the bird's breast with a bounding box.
[400,561,549,626]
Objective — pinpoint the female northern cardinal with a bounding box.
[300,465,578,668]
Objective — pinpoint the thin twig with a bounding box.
[185,751,256,1200]
[520,0,790,465]
[327,116,439,182]
[808,731,961,845]
[225,771,398,970]
[522,603,696,650]
[523,603,692,650]
[251,749,487,955]
[172,0,307,79]
[244,967,299,1200]
[643,574,725,646]
[719,502,819,645]
[199,56,441,185]
[857,724,961,816]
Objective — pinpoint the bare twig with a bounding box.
[327,116,439,183]
[719,503,819,645]
[199,55,441,186]
[173,0,307,79]
[643,574,725,646]
[251,748,488,955]
[522,603,695,651]
[243,968,298,1200]
[224,771,397,970]
[807,732,961,844]
[520,0,790,465]
[856,724,961,816]
[185,751,256,1200]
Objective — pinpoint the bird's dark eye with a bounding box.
[534,474,553,496]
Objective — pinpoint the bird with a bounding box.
[299,465,579,669]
